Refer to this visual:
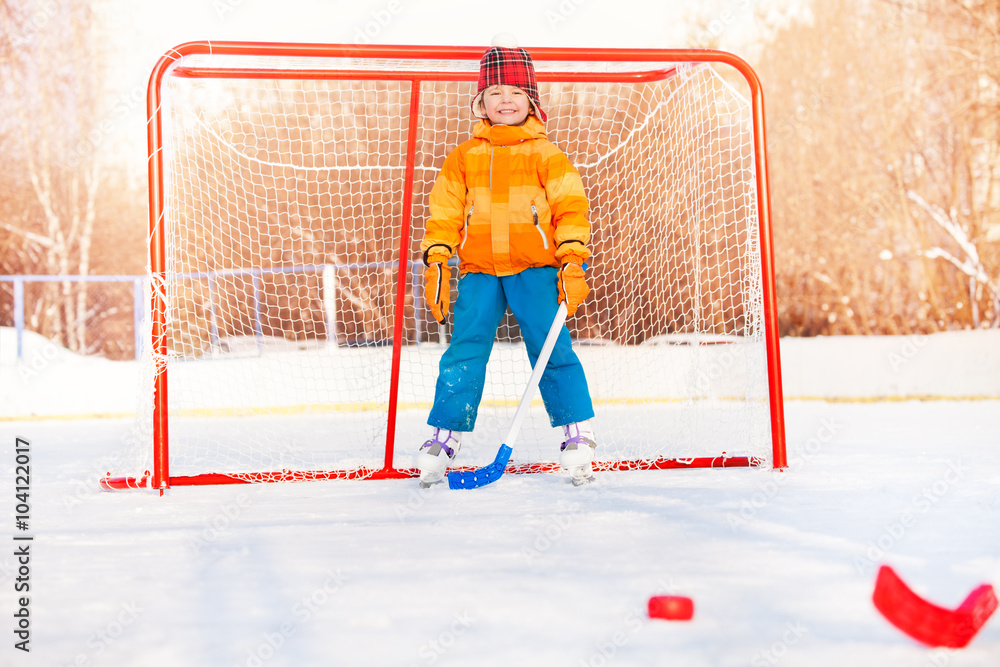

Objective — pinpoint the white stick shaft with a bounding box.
[504,302,568,450]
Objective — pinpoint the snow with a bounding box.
[1,327,999,666]
[4,326,1000,418]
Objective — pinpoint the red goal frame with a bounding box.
[103,41,786,491]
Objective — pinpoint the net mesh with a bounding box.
[114,51,772,484]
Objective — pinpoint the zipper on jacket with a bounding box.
[531,201,549,250]
[461,205,473,249]
[489,144,508,191]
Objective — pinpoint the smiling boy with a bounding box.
[415,36,598,487]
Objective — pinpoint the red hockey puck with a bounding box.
[648,595,694,621]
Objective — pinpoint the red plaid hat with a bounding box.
[471,37,546,122]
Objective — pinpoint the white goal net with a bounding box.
[107,44,784,489]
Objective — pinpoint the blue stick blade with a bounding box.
[447,445,512,489]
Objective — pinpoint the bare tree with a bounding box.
[904,0,1000,327]
[753,0,1000,334]
[0,0,107,352]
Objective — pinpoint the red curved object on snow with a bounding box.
[872,564,997,648]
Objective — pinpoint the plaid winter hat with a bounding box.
[471,36,547,122]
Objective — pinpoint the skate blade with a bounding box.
[418,475,445,489]
[566,463,595,486]
[415,452,449,489]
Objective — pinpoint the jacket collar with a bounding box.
[473,115,547,145]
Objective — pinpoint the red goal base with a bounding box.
[100,455,758,490]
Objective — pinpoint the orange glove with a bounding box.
[557,262,589,317]
[424,261,451,324]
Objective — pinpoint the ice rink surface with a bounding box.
[0,399,998,666]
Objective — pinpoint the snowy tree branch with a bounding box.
[908,190,1000,326]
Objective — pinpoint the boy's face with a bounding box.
[483,84,531,126]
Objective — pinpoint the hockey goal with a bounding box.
[103,42,786,490]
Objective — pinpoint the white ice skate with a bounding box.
[415,428,462,488]
[559,421,597,485]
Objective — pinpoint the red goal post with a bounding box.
[103,42,786,491]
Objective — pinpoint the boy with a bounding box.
[416,36,597,486]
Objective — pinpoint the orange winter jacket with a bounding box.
[420,116,590,276]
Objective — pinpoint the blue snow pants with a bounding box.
[427,267,595,432]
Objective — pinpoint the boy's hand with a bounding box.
[424,262,451,324]
[557,262,589,317]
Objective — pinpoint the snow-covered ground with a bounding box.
[4,327,1000,419]
[1,327,999,666]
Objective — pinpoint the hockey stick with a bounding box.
[448,302,568,489]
